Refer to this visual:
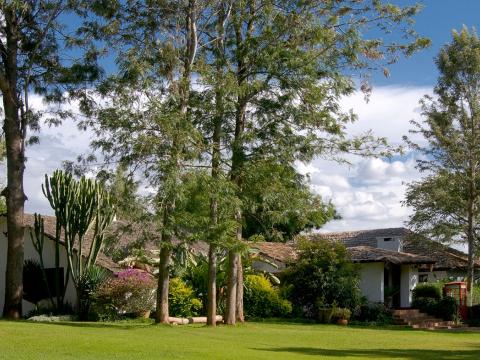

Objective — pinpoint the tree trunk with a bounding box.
[207,244,217,326]
[467,194,475,307]
[156,244,172,324]
[225,250,238,324]
[236,254,244,323]
[1,6,25,320]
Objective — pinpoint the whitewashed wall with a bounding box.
[358,262,384,303]
[400,264,418,308]
[0,218,77,317]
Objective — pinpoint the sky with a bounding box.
[14,1,480,234]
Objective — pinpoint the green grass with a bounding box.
[1,320,480,359]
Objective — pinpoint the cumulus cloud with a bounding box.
[1,86,430,233]
[300,85,433,232]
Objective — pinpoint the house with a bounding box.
[250,228,480,308]
[2,214,478,315]
[0,214,120,316]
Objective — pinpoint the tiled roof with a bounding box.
[347,246,434,265]
[249,242,297,263]
[306,228,408,248]
[306,228,480,271]
[249,242,434,265]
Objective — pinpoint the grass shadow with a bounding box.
[253,347,480,359]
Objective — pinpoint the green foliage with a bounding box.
[412,296,458,321]
[244,275,292,319]
[242,162,337,242]
[77,266,110,320]
[404,28,480,302]
[168,278,202,318]
[354,303,393,325]
[281,239,361,318]
[412,284,442,301]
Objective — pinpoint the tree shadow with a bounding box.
[253,347,480,359]
[21,320,156,330]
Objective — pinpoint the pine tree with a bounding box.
[405,28,480,305]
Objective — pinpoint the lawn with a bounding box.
[1,320,480,360]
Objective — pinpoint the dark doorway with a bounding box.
[384,263,401,308]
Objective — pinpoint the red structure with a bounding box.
[443,282,468,320]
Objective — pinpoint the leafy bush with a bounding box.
[94,269,156,320]
[468,304,480,326]
[281,239,361,318]
[78,266,109,320]
[331,307,351,322]
[169,278,203,317]
[354,303,393,324]
[435,296,457,321]
[412,296,457,321]
[412,283,441,301]
[244,274,292,319]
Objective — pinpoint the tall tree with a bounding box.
[217,0,429,324]
[83,0,204,324]
[0,0,100,318]
[405,28,480,305]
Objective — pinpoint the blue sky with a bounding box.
[373,0,480,86]
[18,1,480,235]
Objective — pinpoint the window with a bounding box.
[383,237,393,242]
[419,274,429,283]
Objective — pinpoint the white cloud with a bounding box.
[1,86,430,233]
[303,85,433,232]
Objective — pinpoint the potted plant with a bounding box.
[316,298,333,324]
[331,307,351,326]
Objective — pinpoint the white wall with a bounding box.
[400,264,418,308]
[376,236,403,252]
[358,262,384,303]
[252,257,286,274]
[0,218,77,317]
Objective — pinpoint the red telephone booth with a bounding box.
[443,282,468,320]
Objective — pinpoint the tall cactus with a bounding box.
[42,170,115,314]
[42,171,74,309]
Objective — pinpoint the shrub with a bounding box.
[435,296,457,321]
[281,239,361,318]
[94,269,156,320]
[468,304,480,326]
[412,295,457,321]
[331,307,351,322]
[412,283,441,301]
[169,278,203,317]
[244,274,292,319]
[354,303,393,324]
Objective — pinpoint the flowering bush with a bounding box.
[94,269,156,319]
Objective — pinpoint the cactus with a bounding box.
[42,170,116,315]
[29,213,55,308]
